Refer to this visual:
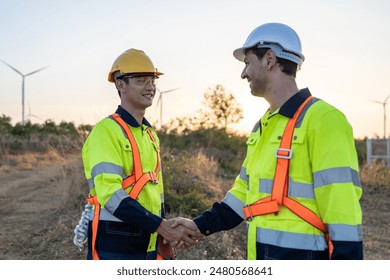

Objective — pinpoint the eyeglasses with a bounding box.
[118,74,159,86]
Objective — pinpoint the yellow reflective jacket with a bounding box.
[223,89,363,259]
[82,106,164,253]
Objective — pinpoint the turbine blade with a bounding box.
[370,100,383,104]
[25,65,50,76]
[384,94,390,103]
[157,94,162,106]
[160,87,180,94]
[0,59,23,76]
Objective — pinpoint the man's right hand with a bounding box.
[156,217,204,249]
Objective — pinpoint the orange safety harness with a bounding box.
[242,96,334,258]
[86,113,167,260]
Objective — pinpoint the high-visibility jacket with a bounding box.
[194,88,363,260]
[82,106,164,258]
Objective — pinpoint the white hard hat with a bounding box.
[233,22,305,66]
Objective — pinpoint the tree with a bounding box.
[40,119,57,134]
[200,85,243,131]
[0,114,12,133]
[161,84,244,134]
[58,121,78,136]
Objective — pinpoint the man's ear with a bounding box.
[265,49,277,69]
[115,79,125,92]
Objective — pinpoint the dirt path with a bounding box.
[0,152,85,260]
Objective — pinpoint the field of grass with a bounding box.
[0,126,389,260]
[0,150,388,260]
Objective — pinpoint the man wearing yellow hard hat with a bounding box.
[74,49,203,260]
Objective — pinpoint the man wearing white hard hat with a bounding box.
[173,23,363,260]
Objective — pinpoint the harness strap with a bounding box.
[243,96,313,218]
[242,96,333,258]
[283,197,326,232]
[123,172,159,199]
[86,195,100,260]
[243,197,278,219]
[87,113,161,260]
[111,114,143,181]
[282,198,334,256]
[156,235,176,260]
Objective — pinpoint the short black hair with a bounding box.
[115,77,130,97]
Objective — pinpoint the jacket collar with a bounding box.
[115,105,152,128]
[278,88,312,118]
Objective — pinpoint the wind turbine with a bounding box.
[0,59,49,125]
[156,87,179,128]
[26,103,40,122]
[371,94,390,139]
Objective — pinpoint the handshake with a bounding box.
[156,217,205,249]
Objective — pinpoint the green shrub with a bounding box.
[9,140,23,152]
[0,114,12,133]
[355,138,367,166]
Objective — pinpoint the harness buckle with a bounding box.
[275,148,292,159]
[245,204,254,221]
[149,172,159,185]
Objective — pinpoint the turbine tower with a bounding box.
[371,94,390,139]
[156,87,179,128]
[1,59,49,125]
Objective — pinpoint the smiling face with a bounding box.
[117,74,157,111]
[241,50,270,98]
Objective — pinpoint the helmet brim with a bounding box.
[233,47,246,62]
[233,43,304,66]
[108,70,164,83]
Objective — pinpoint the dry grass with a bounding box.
[0,148,86,260]
[174,221,247,260]
[360,160,390,188]
[0,147,63,172]
[0,148,389,260]
[359,161,390,259]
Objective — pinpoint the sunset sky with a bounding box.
[1,0,390,139]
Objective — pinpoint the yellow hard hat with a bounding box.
[108,48,163,83]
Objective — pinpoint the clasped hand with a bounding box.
[156,217,205,249]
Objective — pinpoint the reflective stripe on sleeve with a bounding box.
[313,167,361,188]
[88,207,123,222]
[91,162,126,180]
[87,178,94,190]
[328,224,363,241]
[222,192,246,219]
[104,189,129,214]
[89,162,127,190]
